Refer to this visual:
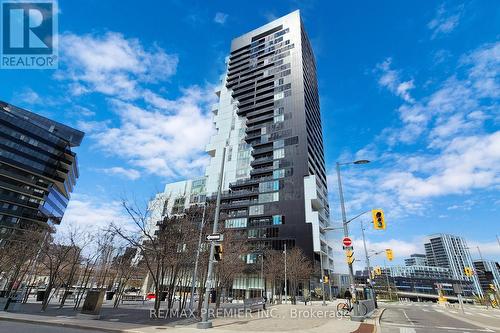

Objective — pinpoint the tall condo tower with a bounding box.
[206,10,333,283]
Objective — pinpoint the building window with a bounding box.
[258,192,279,203]
[274,114,284,123]
[273,148,284,159]
[249,205,264,216]
[259,180,279,193]
[225,218,248,228]
[273,169,285,179]
[246,253,258,264]
[274,107,284,116]
[273,140,284,149]
[272,215,283,225]
[274,92,284,101]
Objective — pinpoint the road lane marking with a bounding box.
[403,310,415,326]
[382,322,493,332]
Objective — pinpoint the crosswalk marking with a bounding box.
[477,313,493,318]
[399,328,416,333]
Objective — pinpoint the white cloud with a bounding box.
[59,194,129,233]
[57,32,178,99]
[16,88,43,104]
[375,58,415,103]
[214,12,228,24]
[380,132,500,198]
[99,167,141,180]
[82,86,216,179]
[334,42,500,222]
[427,4,462,39]
[468,241,500,259]
[55,30,217,180]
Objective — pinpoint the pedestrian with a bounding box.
[344,289,352,307]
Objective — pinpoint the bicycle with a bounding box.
[336,300,368,317]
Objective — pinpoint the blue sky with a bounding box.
[1,0,498,268]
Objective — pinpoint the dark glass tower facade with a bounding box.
[0,101,84,234]
[218,11,332,276]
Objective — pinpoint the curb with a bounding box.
[375,308,386,333]
[0,315,140,333]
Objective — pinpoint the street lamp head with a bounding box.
[354,160,370,165]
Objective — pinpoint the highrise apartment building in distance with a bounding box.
[424,234,482,296]
[0,101,84,235]
[148,11,333,296]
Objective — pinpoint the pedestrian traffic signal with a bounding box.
[464,267,474,277]
[374,267,382,276]
[372,209,386,230]
[214,244,223,261]
[385,249,394,261]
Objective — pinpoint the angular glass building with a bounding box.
[0,101,84,234]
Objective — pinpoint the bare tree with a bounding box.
[285,247,313,304]
[111,246,142,308]
[263,249,285,303]
[214,228,248,308]
[110,196,169,315]
[39,231,80,311]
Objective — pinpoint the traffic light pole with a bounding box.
[198,146,226,330]
[361,221,377,307]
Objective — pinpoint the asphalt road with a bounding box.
[380,302,499,333]
[0,320,103,333]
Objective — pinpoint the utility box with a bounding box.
[79,290,105,319]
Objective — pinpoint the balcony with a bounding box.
[250,155,273,167]
[250,166,274,176]
[251,146,273,156]
[229,177,272,189]
[220,211,248,219]
[221,199,258,209]
[221,189,259,199]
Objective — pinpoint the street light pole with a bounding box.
[284,243,288,304]
[189,201,207,311]
[198,146,226,329]
[260,253,264,298]
[336,162,355,295]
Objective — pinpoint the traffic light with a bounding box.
[346,250,355,264]
[385,249,394,261]
[214,244,223,261]
[374,266,382,276]
[372,209,386,230]
[489,284,496,291]
[464,267,474,277]
[323,275,329,283]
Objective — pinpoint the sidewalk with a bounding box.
[0,302,370,333]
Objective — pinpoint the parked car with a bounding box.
[146,292,156,300]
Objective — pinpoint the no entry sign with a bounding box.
[342,237,352,247]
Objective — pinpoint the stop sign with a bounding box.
[342,237,352,247]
